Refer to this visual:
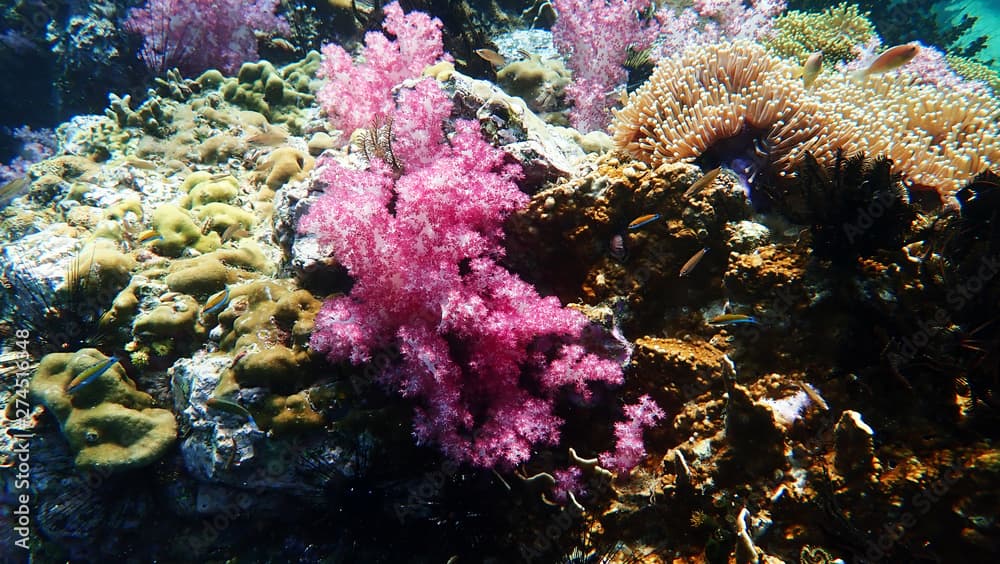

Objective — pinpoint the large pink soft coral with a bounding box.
[125,0,287,74]
[301,80,624,468]
[317,2,449,144]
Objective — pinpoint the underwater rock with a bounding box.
[172,352,261,481]
[631,336,728,411]
[719,384,786,481]
[833,409,878,480]
[446,72,588,188]
[172,350,371,495]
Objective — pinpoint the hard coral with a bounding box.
[301,80,623,468]
[29,349,177,472]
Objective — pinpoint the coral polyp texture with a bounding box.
[612,40,1000,203]
[764,2,877,64]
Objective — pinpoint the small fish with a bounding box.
[201,287,230,316]
[683,167,722,199]
[0,176,30,209]
[98,309,116,327]
[67,356,119,394]
[794,51,823,89]
[159,292,180,302]
[206,397,257,427]
[849,43,919,82]
[628,213,661,230]
[679,247,709,277]
[474,49,506,68]
[200,216,214,236]
[799,382,829,411]
[221,224,250,242]
[270,37,296,52]
[230,349,250,368]
[708,313,758,326]
[246,123,288,146]
[609,233,628,262]
[137,229,163,244]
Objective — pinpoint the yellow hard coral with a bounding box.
[180,172,240,207]
[254,146,314,196]
[29,348,177,472]
[149,204,221,256]
[764,3,877,64]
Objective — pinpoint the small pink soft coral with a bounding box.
[316,2,449,144]
[599,395,665,473]
[301,80,624,468]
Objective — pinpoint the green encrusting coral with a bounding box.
[764,3,877,65]
[29,349,177,472]
[219,52,321,133]
[210,280,324,434]
[149,204,221,257]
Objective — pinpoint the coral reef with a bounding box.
[2,3,999,562]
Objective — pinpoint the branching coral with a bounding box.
[764,2,877,64]
[612,40,1000,204]
[302,80,624,469]
[947,55,1000,96]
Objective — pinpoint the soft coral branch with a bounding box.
[302,79,624,468]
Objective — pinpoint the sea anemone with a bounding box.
[612,40,1000,206]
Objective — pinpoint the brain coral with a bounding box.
[611,41,1000,204]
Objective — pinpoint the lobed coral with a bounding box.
[29,349,177,472]
[612,40,1000,204]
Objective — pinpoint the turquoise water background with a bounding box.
[945,0,1000,64]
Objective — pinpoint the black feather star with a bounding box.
[767,150,916,264]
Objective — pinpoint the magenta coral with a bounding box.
[552,0,660,132]
[124,0,287,75]
[599,395,665,473]
[317,2,449,145]
[302,80,624,468]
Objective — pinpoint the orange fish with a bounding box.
[849,44,919,81]
[474,49,506,68]
[795,51,823,89]
[679,247,709,277]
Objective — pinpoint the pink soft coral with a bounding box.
[301,80,624,468]
[317,2,449,144]
[125,0,287,74]
[599,395,665,473]
[552,0,660,132]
